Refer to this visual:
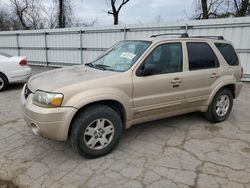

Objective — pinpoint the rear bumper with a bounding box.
[21,85,77,141]
[235,81,243,98]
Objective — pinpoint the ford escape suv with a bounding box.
[21,33,243,158]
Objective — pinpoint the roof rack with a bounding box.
[150,33,225,40]
[150,33,189,38]
[189,36,224,40]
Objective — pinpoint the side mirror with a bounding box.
[138,64,156,76]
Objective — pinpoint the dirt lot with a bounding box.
[0,66,250,188]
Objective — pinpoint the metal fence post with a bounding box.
[16,33,20,56]
[123,26,127,40]
[185,24,188,33]
[44,32,48,66]
[80,30,83,64]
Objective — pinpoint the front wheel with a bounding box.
[70,105,123,158]
[205,88,233,123]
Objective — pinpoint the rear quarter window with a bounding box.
[215,43,239,66]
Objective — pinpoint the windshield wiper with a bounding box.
[85,62,94,67]
[94,64,111,70]
[85,63,110,71]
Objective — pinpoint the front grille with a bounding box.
[24,85,32,99]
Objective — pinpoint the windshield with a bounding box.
[89,40,151,72]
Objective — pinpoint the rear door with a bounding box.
[182,42,221,107]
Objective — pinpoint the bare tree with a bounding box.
[0,4,11,31]
[248,1,250,15]
[201,0,209,18]
[43,2,58,29]
[45,0,97,28]
[232,0,249,16]
[194,0,250,19]
[0,2,28,30]
[195,0,226,19]
[73,18,98,27]
[107,0,130,25]
[58,0,66,28]
[10,0,29,29]
[0,13,10,31]
[154,15,162,23]
[54,0,74,28]
[0,0,97,30]
[9,0,46,29]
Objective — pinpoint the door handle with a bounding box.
[171,78,182,84]
[210,73,219,78]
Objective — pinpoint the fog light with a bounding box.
[30,122,40,135]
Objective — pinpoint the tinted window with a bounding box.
[215,43,239,66]
[187,42,219,70]
[142,43,182,75]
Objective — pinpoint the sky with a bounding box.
[1,0,194,26]
[71,0,194,25]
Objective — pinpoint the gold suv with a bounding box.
[21,33,243,158]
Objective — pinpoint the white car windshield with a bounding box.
[88,40,151,72]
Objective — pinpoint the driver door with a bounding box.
[132,42,185,119]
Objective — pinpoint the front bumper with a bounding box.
[21,85,77,141]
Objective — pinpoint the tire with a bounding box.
[205,88,233,123]
[0,74,8,92]
[70,105,123,158]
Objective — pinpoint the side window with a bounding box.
[215,43,239,66]
[142,43,182,75]
[187,42,219,71]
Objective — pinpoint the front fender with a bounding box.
[64,87,133,122]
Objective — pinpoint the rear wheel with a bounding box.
[205,88,233,123]
[0,74,8,92]
[70,105,123,158]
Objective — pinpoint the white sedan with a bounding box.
[0,53,31,92]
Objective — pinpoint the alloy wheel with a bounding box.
[83,118,115,150]
[216,94,230,117]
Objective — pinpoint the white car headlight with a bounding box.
[33,90,64,108]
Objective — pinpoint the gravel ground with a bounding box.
[0,66,250,188]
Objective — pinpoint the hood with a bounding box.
[28,65,117,92]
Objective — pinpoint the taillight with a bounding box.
[19,59,27,66]
[240,67,243,79]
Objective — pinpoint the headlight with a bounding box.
[33,90,64,108]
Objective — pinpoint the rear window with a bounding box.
[215,43,239,66]
[0,52,11,58]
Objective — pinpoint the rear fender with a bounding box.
[207,78,237,106]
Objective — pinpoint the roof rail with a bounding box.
[150,33,189,38]
[150,33,224,40]
[190,36,224,40]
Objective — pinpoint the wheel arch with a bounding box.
[223,84,236,98]
[208,83,236,105]
[0,72,9,84]
[68,99,127,139]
